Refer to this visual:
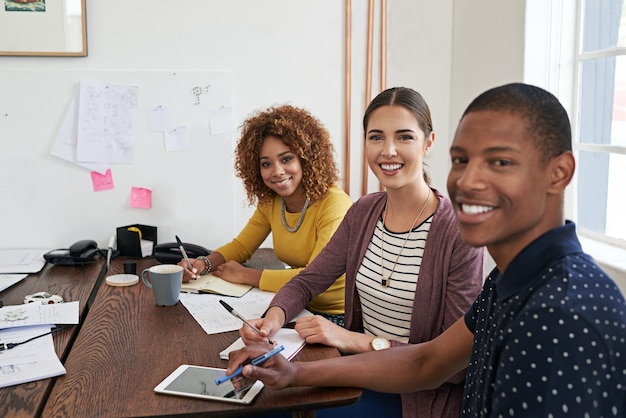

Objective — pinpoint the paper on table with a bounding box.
[0,357,65,389]
[0,325,66,388]
[0,274,27,293]
[219,328,306,360]
[0,301,79,329]
[0,249,48,274]
[179,287,312,335]
[0,325,57,367]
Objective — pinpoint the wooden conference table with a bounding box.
[42,257,361,417]
[0,260,106,418]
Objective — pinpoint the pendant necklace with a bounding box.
[380,188,431,287]
[281,196,310,233]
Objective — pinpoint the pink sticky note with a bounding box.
[130,187,152,209]
[91,169,114,192]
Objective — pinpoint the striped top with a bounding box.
[355,214,433,342]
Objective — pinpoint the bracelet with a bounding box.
[198,256,211,275]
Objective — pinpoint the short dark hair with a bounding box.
[462,83,572,163]
[363,87,434,184]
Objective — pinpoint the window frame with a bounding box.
[571,0,626,249]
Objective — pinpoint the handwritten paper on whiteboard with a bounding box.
[50,98,109,174]
[76,80,139,164]
[130,187,152,209]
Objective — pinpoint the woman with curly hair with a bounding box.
[180,105,352,318]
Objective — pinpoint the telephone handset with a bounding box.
[154,242,210,264]
[44,239,99,266]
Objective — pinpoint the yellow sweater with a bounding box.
[215,185,352,314]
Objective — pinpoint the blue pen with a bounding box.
[215,345,285,385]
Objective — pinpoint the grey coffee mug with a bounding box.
[141,264,183,306]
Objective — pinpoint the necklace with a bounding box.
[380,188,431,287]
[281,196,310,233]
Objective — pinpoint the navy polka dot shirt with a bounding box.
[462,222,626,417]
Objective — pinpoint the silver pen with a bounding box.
[219,299,275,344]
[175,235,194,272]
[106,235,116,269]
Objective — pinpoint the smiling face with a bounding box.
[447,110,571,268]
[365,105,434,191]
[259,135,304,200]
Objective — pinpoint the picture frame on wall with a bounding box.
[0,0,87,56]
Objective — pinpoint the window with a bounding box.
[575,0,626,247]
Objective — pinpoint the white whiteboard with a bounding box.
[0,70,238,250]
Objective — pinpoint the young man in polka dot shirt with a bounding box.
[226,83,626,417]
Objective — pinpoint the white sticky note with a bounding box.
[208,107,235,135]
[164,126,191,151]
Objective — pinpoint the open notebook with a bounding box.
[180,273,252,297]
[219,328,306,360]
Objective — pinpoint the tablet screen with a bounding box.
[154,365,264,404]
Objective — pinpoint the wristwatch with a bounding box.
[370,336,391,351]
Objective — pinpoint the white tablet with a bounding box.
[154,365,264,404]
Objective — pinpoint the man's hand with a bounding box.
[226,343,298,390]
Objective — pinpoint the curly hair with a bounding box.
[234,105,339,206]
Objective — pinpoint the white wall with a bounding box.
[0,0,349,250]
[0,0,526,252]
[450,0,526,139]
[449,0,526,274]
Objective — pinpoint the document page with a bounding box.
[179,288,311,335]
[0,325,66,388]
[0,274,27,293]
[219,328,306,360]
[0,301,79,329]
[0,249,48,274]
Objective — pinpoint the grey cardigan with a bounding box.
[271,189,485,418]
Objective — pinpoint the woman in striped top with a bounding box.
[241,87,485,418]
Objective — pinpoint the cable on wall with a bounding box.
[378,0,387,192]
[362,0,375,197]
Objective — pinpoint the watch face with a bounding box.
[372,337,390,351]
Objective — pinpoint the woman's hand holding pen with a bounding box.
[177,258,205,282]
[239,317,281,345]
[226,343,296,390]
[239,306,285,345]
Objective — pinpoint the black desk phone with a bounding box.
[44,240,99,266]
[154,242,210,264]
